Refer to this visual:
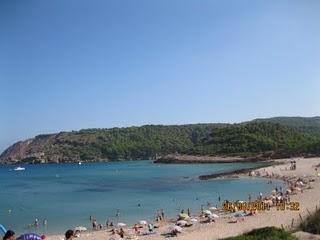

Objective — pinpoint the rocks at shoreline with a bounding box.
[154,154,261,164]
[198,163,276,180]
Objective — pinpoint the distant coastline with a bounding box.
[1,116,320,164]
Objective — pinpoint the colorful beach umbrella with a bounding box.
[138,220,147,225]
[176,220,187,226]
[117,222,126,227]
[74,226,87,232]
[234,211,246,218]
[210,213,219,218]
[169,225,182,233]
[203,210,212,215]
[16,233,42,240]
[178,213,189,219]
[190,218,198,222]
[0,224,7,235]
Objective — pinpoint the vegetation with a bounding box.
[300,208,320,234]
[1,117,320,163]
[40,124,228,162]
[252,116,320,134]
[224,227,297,240]
[193,122,320,158]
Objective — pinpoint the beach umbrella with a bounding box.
[17,233,42,240]
[209,207,217,211]
[138,220,147,225]
[210,213,219,218]
[117,222,126,227]
[294,187,301,192]
[190,218,198,222]
[296,181,304,186]
[203,210,212,215]
[74,226,87,232]
[169,225,182,233]
[0,224,7,234]
[263,199,273,205]
[234,211,246,218]
[176,220,187,226]
[178,213,189,219]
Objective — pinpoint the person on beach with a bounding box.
[148,223,154,233]
[3,230,15,240]
[133,224,140,235]
[161,209,165,220]
[92,219,97,230]
[118,228,125,238]
[65,230,74,240]
[110,229,116,235]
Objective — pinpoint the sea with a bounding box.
[0,160,284,235]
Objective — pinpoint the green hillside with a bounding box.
[49,124,227,161]
[192,122,320,158]
[1,117,320,163]
[252,116,320,134]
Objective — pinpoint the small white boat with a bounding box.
[78,162,82,165]
[14,166,25,171]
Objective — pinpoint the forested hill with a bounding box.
[251,116,320,134]
[1,117,320,164]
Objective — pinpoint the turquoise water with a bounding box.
[0,161,283,235]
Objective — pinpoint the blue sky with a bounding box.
[1,0,320,152]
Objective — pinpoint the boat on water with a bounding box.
[14,166,25,171]
[78,162,82,165]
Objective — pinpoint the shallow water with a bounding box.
[0,161,283,235]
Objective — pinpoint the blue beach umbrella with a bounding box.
[234,211,246,218]
[16,233,42,240]
[0,224,7,234]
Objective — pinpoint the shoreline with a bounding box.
[45,157,320,240]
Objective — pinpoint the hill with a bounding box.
[192,121,320,158]
[252,116,320,134]
[1,117,320,164]
[0,124,227,163]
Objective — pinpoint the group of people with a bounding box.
[154,209,165,222]
[290,160,297,170]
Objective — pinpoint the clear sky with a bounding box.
[1,0,320,152]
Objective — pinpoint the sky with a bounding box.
[1,0,320,152]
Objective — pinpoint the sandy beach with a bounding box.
[47,157,320,240]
